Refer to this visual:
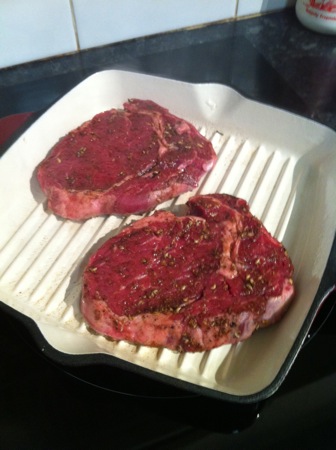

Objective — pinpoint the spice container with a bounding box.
[296,0,336,34]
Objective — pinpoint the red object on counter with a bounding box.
[0,112,33,147]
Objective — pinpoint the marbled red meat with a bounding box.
[81,194,294,352]
[37,99,217,220]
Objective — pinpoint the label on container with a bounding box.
[304,0,336,20]
[296,0,336,33]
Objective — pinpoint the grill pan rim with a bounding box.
[0,70,336,402]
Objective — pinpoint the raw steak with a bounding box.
[37,99,217,220]
[81,194,295,352]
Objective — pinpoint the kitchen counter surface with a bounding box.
[1,7,336,131]
[1,8,336,450]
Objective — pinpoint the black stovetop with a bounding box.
[1,9,336,450]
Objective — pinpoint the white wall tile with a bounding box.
[237,0,295,17]
[0,0,296,70]
[72,0,237,50]
[0,0,77,69]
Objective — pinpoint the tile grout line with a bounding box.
[235,0,239,17]
[69,0,81,51]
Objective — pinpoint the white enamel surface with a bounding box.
[0,70,335,397]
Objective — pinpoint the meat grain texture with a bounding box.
[37,99,217,220]
[81,194,295,352]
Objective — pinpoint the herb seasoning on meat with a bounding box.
[37,99,217,220]
[81,194,295,352]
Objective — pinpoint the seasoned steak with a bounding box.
[81,194,295,352]
[37,99,217,220]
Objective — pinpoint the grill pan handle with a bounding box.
[303,231,336,345]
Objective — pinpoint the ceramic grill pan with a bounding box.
[0,70,335,403]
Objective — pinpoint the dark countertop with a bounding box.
[1,8,336,450]
[1,7,336,130]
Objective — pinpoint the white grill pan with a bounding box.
[1,70,335,402]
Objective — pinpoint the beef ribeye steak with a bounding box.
[81,193,295,352]
[37,99,217,220]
